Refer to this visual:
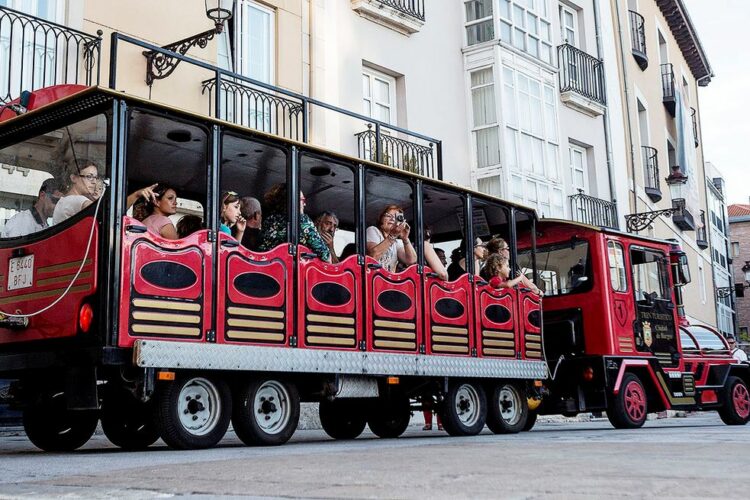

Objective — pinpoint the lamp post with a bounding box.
[624,165,689,232]
[716,261,750,299]
[144,0,234,86]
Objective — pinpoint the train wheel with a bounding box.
[155,374,231,449]
[319,399,367,440]
[523,411,538,431]
[100,387,159,450]
[718,376,750,425]
[487,382,528,434]
[367,392,410,438]
[439,381,487,436]
[232,378,300,446]
[607,373,647,429]
[23,390,98,452]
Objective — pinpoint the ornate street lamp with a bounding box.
[716,261,750,299]
[144,0,234,86]
[625,165,689,232]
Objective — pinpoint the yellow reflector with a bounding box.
[527,397,542,411]
[387,376,400,385]
[157,371,176,381]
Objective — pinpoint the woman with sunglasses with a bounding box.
[219,191,246,242]
[258,184,331,262]
[447,237,486,282]
[132,183,179,240]
[366,205,417,273]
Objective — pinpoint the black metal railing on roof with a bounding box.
[377,0,426,21]
[0,6,102,104]
[356,124,435,177]
[629,10,648,69]
[569,189,619,229]
[557,43,606,105]
[642,146,661,202]
[201,78,304,141]
[107,32,443,180]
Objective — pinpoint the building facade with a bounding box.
[728,204,750,343]
[705,162,733,336]
[606,0,716,327]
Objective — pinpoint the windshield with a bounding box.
[519,239,591,296]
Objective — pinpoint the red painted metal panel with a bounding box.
[298,248,361,350]
[0,84,89,123]
[119,217,211,347]
[365,256,421,353]
[473,284,518,358]
[0,216,97,344]
[424,274,473,356]
[216,235,292,346]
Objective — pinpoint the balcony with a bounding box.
[629,10,648,70]
[0,6,102,104]
[691,107,699,147]
[661,63,676,117]
[569,190,619,229]
[671,198,695,232]
[350,0,425,35]
[557,43,606,117]
[201,78,304,141]
[356,124,436,178]
[696,210,709,249]
[642,146,662,202]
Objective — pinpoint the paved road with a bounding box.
[0,412,748,499]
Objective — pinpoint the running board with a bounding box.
[133,340,548,379]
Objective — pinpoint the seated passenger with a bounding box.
[176,214,203,238]
[485,236,510,258]
[447,238,486,281]
[239,196,262,251]
[483,254,543,296]
[424,228,448,281]
[339,243,357,261]
[365,205,417,273]
[259,184,331,262]
[53,161,158,224]
[219,191,246,241]
[1,178,62,238]
[132,183,178,239]
[435,247,447,267]
[315,211,340,263]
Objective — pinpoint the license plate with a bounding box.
[7,255,34,291]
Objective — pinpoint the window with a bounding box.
[503,66,562,217]
[498,0,553,64]
[685,326,727,351]
[465,0,494,45]
[698,260,706,304]
[362,67,396,124]
[608,241,627,292]
[470,68,500,169]
[679,330,698,350]
[569,143,587,193]
[520,240,590,296]
[732,241,740,257]
[631,249,669,301]
[559,4,578,46]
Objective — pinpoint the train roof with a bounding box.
[537,218,677,248]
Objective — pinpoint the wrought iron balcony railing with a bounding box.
[661,63,676,116]
[201,78,304,141]
[376,0,425,22]
[642,146,661,202]
[696,210,709,249]
[0,6,102,104]
[629,10,648,70]
[569,189,619,229]
[356,124,436,178]
[691,107,699,147]
[557,43,606,106]
[671,198,695,231]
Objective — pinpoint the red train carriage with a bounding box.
[0,86,546,451]
[519,220,750,429]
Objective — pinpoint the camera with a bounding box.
[395,213,405,223]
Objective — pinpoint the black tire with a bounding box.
[607,373,647,429]
[718,376,750,425]
[100,387,159,450]
[487,382,528,434]
[439,381,487,436]
[155,374,231,450]
[523,410,538,431]
[367,392,411,438]
[232,378,300,446]
[23,391,98,452]
[319,399,367,440]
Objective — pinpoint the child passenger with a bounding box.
[482,254,543,296]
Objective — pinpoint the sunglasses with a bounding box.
[222,191,238,204]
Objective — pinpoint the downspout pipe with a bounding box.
[592,0,618,224]
[612,0,639,227]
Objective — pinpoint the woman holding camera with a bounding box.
[366,204,417,273]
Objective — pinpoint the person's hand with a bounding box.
[139,183,158,204]
[400,222,411,240]
[320,230,334,248]
[235,215,246,233]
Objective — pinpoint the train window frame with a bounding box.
[521,238,591,297]
[607,240,627,292]
[630,246,670,303]
[422,182,467,277]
